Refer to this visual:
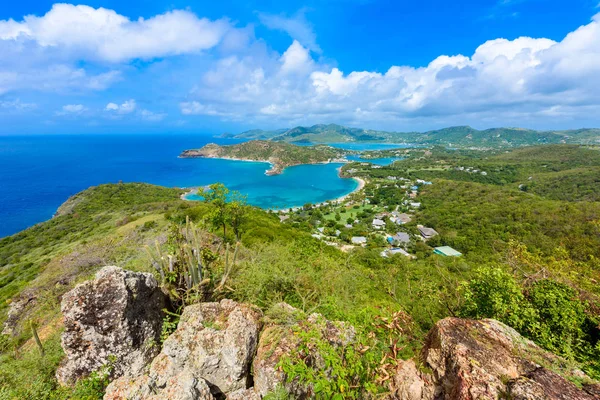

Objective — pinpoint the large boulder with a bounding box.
[56,266,166,385]
[104,370,215,400]
[252,303,356,398]
[104,299,262,399]
[411,317,599,400]
[387,359,437,400]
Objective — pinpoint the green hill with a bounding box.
[226,124,600,148]
[180,140,347,174]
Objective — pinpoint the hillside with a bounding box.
[180,140,347,174]
[227,124,600,148]
[2,145,600,398]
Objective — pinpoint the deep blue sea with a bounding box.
[0,134,359,238]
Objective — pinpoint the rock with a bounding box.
[1,290,37,336]
[252,303,356,398]
[104,370,215,400]
[227,388,261,400]
[104,299,262,399]
[507,368,598,400]
[387,359,436,400]
[56,266,166,385]
[421,317,599,400]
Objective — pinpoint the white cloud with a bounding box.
[180,101,228,116]
[105,99,136,114]
[0,98,37,112]
[280,40,314,74]
[56,103,87,115]
[181,12,600,128]
[140,109,167,121]
[0,4,231,62]
[259,9,321,53]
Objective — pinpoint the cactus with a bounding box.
[30,321,44,356]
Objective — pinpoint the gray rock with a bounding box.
[104,370,215,400]
[1,290,37,336]
[56,266,166,385]
[104,299,262,399]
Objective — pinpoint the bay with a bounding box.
[0,135,357,238]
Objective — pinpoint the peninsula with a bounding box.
[180,140,348,175]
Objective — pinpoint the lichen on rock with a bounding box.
[104,299,262,399]
[56,266,166,385]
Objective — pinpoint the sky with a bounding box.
[1,0,600,134]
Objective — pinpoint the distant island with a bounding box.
[180,140,348,175]
[220,123,600,148]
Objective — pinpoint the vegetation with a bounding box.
[226,123,600,147]
[180,140,347,174]
[1,144,600,397]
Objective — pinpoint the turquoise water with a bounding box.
[185,162,357,209]
[346,155,402,165]
[0,135,358,237]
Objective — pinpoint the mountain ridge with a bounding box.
[222,124,600,148]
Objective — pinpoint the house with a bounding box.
[433,246,462,257]
[335,230,341,237]
[387,176,397,180]
[279,215,289,222]
[416,179,432,185]
[396,213,412,224]
[418,225,438,240]
[409,202,421,208]
[372,219,386,229]
[317,227,325,233]
[409,192,417,199]
[381,248,414,258]
[388,232,410,246]
[345,224,353,229]
[411,186,419,191]
[351,236,367,245]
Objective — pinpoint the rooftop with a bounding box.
[433,246,462,257]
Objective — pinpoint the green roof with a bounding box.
[433,246,462,257]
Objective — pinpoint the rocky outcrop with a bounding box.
[252,303,356,398]
[56,266,166,385]
[55,266,599,399]
[388,359,436,400]
[104,299,262,399]
[387,317,600,400]
[104,370,215,400]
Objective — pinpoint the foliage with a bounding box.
[0,334,109,400]
[460,267,600,378]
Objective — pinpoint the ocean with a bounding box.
[0,134,359,238]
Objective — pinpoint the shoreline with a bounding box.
[312,176,366,208]
[182,154,349,176]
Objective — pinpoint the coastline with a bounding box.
[179,158,364,209]
[314,176,366,207]
[182,154,349,176]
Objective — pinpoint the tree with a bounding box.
[202,183,230,238]
[229,192,248,241]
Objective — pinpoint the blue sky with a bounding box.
[1,0,599,134]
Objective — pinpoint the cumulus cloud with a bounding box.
[259,9,321,53]
[0,4,231,62]
[105,99,136,114]
[181,12,600,127]
[57,103,87,115]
